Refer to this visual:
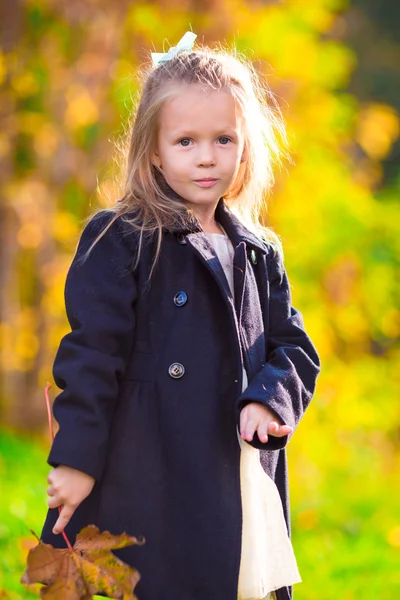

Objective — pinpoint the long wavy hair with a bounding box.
[88,41,290,276]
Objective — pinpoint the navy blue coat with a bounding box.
[41,197,320,600]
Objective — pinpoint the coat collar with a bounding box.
[161,187,268,255]
[214,199,268,255]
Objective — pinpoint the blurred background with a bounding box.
[1,0,399,598]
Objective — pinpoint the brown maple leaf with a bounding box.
[21,525,145,599]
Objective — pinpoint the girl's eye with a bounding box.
[178,137,231,146]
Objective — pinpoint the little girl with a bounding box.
[41,33,320,600]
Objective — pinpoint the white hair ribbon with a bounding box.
[151,31,197,68]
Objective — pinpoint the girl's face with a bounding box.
[152,83,246,217]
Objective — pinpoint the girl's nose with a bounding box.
[197,144,216,167]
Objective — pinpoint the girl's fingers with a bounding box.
[241,419,257,442]
[239,409,247,437]
[53,504,75,535]
[239,409,255,441]
[47,485,55,496]
[47,494,62,509]
[240,406,294,442]
[278,424,294,435]
[268,421,279,434]
[257,422,269,443]
[267,422,293,437]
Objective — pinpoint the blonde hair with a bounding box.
[90,41,290,276]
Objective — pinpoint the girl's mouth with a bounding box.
[194,179,218,188]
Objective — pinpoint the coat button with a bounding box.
[174,291,188,307]
[250,249,257,265]
[168,362,185,379]
[176,233,187,245]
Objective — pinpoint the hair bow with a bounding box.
[151,31,197,68]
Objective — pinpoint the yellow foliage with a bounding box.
[47,323,70,355]
[1,310,40,371]
[334,305,369,343]
[0,132,11,157]
[296,508,319,530]
[64,84,99,129]
[40,257,72,334]
[10,179,50,218]
[303,310,335,359]
[356,103,400,160]
[15,330,39,361]
[76,51,110,78]
[387,526,400,549]
[38,366,53,388]
[381,310,400,339]
[286,0,337,32]
[18,112,45,136]
[126,3,187,40]
[17,222,44,249]
[0,51,6,86]
[0,323,15,371]
[33,123,60,157]
[11,71,39,97]
[53,212,79,244]
[109,58,135,83]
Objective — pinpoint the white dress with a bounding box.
[206,231,302,600]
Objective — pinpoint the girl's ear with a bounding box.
[152,149,162,170]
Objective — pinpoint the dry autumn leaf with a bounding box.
[21,525,145,599]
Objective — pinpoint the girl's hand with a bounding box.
[46,465,96,534]
[240,402,293,443]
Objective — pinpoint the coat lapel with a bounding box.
[185,231,234,306]
[171,197,268,323]
[232,242,247,325]
[215,200,269,376]
[214,198,268,325]
[164,197,269,377]
[214,199,268,256]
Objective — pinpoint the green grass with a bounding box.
[0,430,49,599]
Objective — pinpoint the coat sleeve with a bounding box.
[236,245,321,451]
[47,211,138,481]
